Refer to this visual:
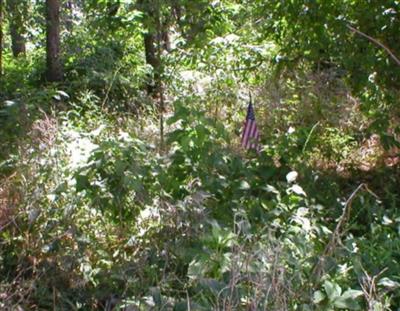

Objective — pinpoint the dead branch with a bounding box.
[360,267,388,311]
[312,183,370,280]
[347,25,400,67]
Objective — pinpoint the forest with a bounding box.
[0,0,399,310]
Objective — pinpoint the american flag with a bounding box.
[241,102,260,150]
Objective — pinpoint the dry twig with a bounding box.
[347,25,400,67]
[360,267,388,311]
[312,183,378,280]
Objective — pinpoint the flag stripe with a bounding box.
[244,121,252,148]
[244,123,252,148]
[248,122,256,148]
[245,121,255,149]
[241,103,260,151]
[241,120,250,145]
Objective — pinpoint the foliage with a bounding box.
[1,96,399,309]
[251,0,400,139]
[1,0,400,310]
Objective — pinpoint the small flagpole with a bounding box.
[248,90,252,107]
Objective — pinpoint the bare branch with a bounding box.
[347,25,400,67]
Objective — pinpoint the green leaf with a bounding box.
[313,290,326,304]
[333,296,360,310]
[76,174,90,192]
[187,260,206,279]
[341,289,364,300]
[324,280,342,301]
[150,287,162,306]
[115,159,126,175]
[378,277,400,289]
[56,90,70,99]
[286,171,298,183]
[198,278,226,295]
[290,184,307,196]
[239,180,250,190]
[262,184,279,194]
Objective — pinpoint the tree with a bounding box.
[0,0,3,76]
[137,0,161,96]
[46,0,63,82]
[6,0,27,57]
[251,0,400,142]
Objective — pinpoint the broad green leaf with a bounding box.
[290,184,307,196]
[56,90,70,98]
[286,171,298,183]
[378,277,400,289]
[313,290,326,304]
[324,280,342,301]
[333,296,360,310]
[239,180,250,190]
[341,289,364,300]
[262,184,279,194]
[76,174,90,192]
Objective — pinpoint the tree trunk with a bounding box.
[0,0,3,77]
[6,0,26,57]
[137,0,160,95]
[144,31,160,94]
[10,27,25,57]
[46,0,63,82]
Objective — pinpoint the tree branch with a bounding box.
[347,24,400,67]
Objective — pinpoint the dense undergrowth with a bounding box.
[1,1,400,310]
[1,82,399,310]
